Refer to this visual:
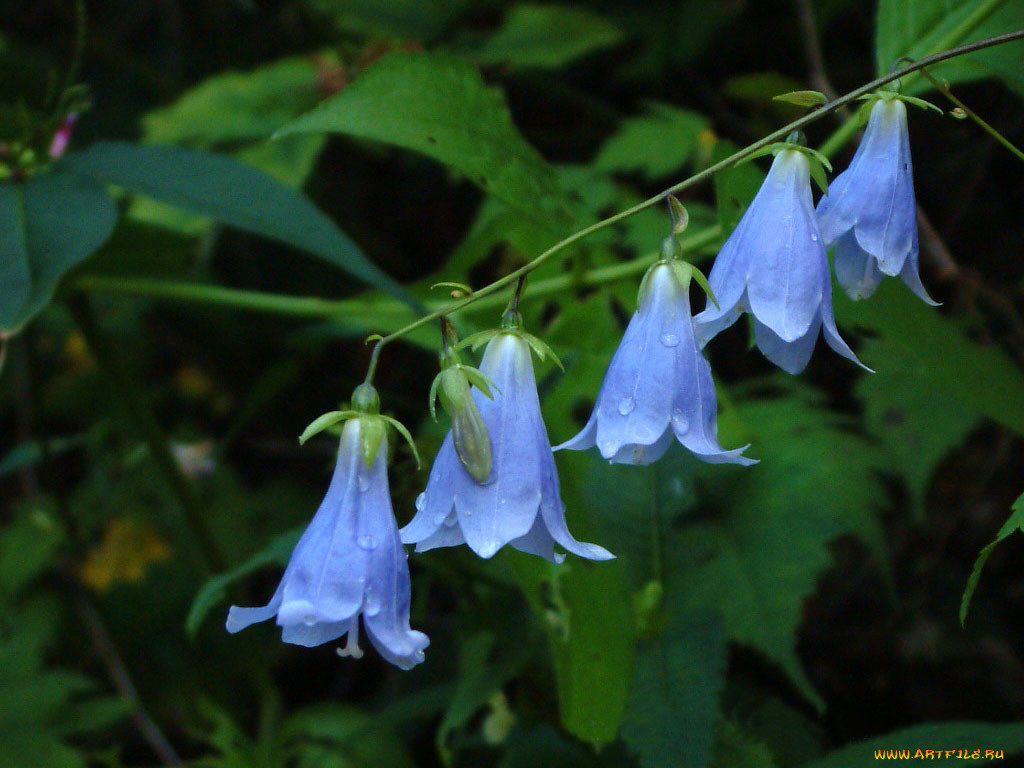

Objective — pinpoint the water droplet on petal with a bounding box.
[415,492,426,511]
[304,614,317,626]
[357,535,379,550]
[672,408,689,434]
[363,588,381,616]
[433,511,448,526]
[618,397,635,415]
[357,475,370,492]
[660,332,680,347]
[810,233,819,241]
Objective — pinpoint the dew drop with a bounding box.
[810,233,819,241]
[357,475,370,492]
[357,535,379,550]
[672,408,689,434]
[363,588,381,616]
[660,333,680,347]
[432,511,448,526]
[415,492,426,511]
[304,614,317,627]
[618,397,636,415]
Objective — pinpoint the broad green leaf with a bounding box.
[475,4,624,69]
[856,336,978,516]
[0,731,85,768]
[276,51,572,228]
[836,279,1024,437]
[621,610,727,768]
[0,168,116,332]
[0,510,64,598]
[283,703,414,768]
[62,142,418,307]
[960,491,1024,625]
[500,725,597,768]
[185,527,301,637]
[594,102,710,180]
[507,542,633,746]
[804,721,1024,767]
[143,55,332,146]
[876,0,1024,96]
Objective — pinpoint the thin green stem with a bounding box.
[67,297,228,574]
[919,68,1024,163]
[71,226,722,329]
[364,30,1024,368]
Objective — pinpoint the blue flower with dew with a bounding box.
[401,330,613,563]
[694,147,868,375]
[816,96,938,305]
[226,405,428,670]
[556,260,755,466]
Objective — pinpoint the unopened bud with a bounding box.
[439,368,493,483]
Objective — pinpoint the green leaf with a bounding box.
[475,4,624,69]
[0,510,65,598]
[709,720,780,768]
[804,721,1024,767]
[142,55,332,146]
[437,632,524,761]
[594,102,709,180]
[0,731,85,768]
[961,491,1024,625]
[507,545,634,746]
[772,90,828,107]
[276,51,571,228]
[62,142,418,308]
[856,340,978,516]
[0,168,116,332]
[186,528,302,637]
[621,610,727,768]
[283,703,414,768]
[675,383,887,709]
[835,279,1024,437]
[876,0,1024,96]
[303,0,471,41]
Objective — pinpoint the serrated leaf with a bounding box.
[621,610,727,768]
[62,142,418,307]
[0,168,116,332]
[277,51,571,228]
[961,492,1024,626]
[185,528,301,637]
[475,4,624,69]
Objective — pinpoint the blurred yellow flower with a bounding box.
[80,519,172,592]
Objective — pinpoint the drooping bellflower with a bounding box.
[556,259,754,466]
[401,328,613,563]
[227,388,429,670]
[816,96,937,304]
[694,147,866,375]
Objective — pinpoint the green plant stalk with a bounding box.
[67,297,228,575]
[818,0,1012,157]
[919,68,1024,163]
[72,226,722,328]
[360,29,1024,385]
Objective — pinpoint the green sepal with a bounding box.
[428,372,442,421]
[457,328,500,352]
[772,89,828,107]
[519,331,563,370]
[380,415,421,469]
[809,159,829,196]
[461,365,498,400]
[299,410,357,445]
[669,260,719,310]
[359,415,387,468]
[898,94,942,114]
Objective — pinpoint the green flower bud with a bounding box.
[438,367,493,484]
[351,382,380,414]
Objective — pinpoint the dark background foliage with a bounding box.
[1,1,1023,766]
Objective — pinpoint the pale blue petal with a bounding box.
[898,228,940,306]
[819,294,873,373]
[754,317,820,375]
[745,151,825,342]
[281,619,349,648]
[607,426,674,465]
[510,514,565,564]
[399,435,459,545]
[455,334,545,558]
[553,410,597,452]
[539,493,614,561]
[833,232,884,300]
[226,580,284,633]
